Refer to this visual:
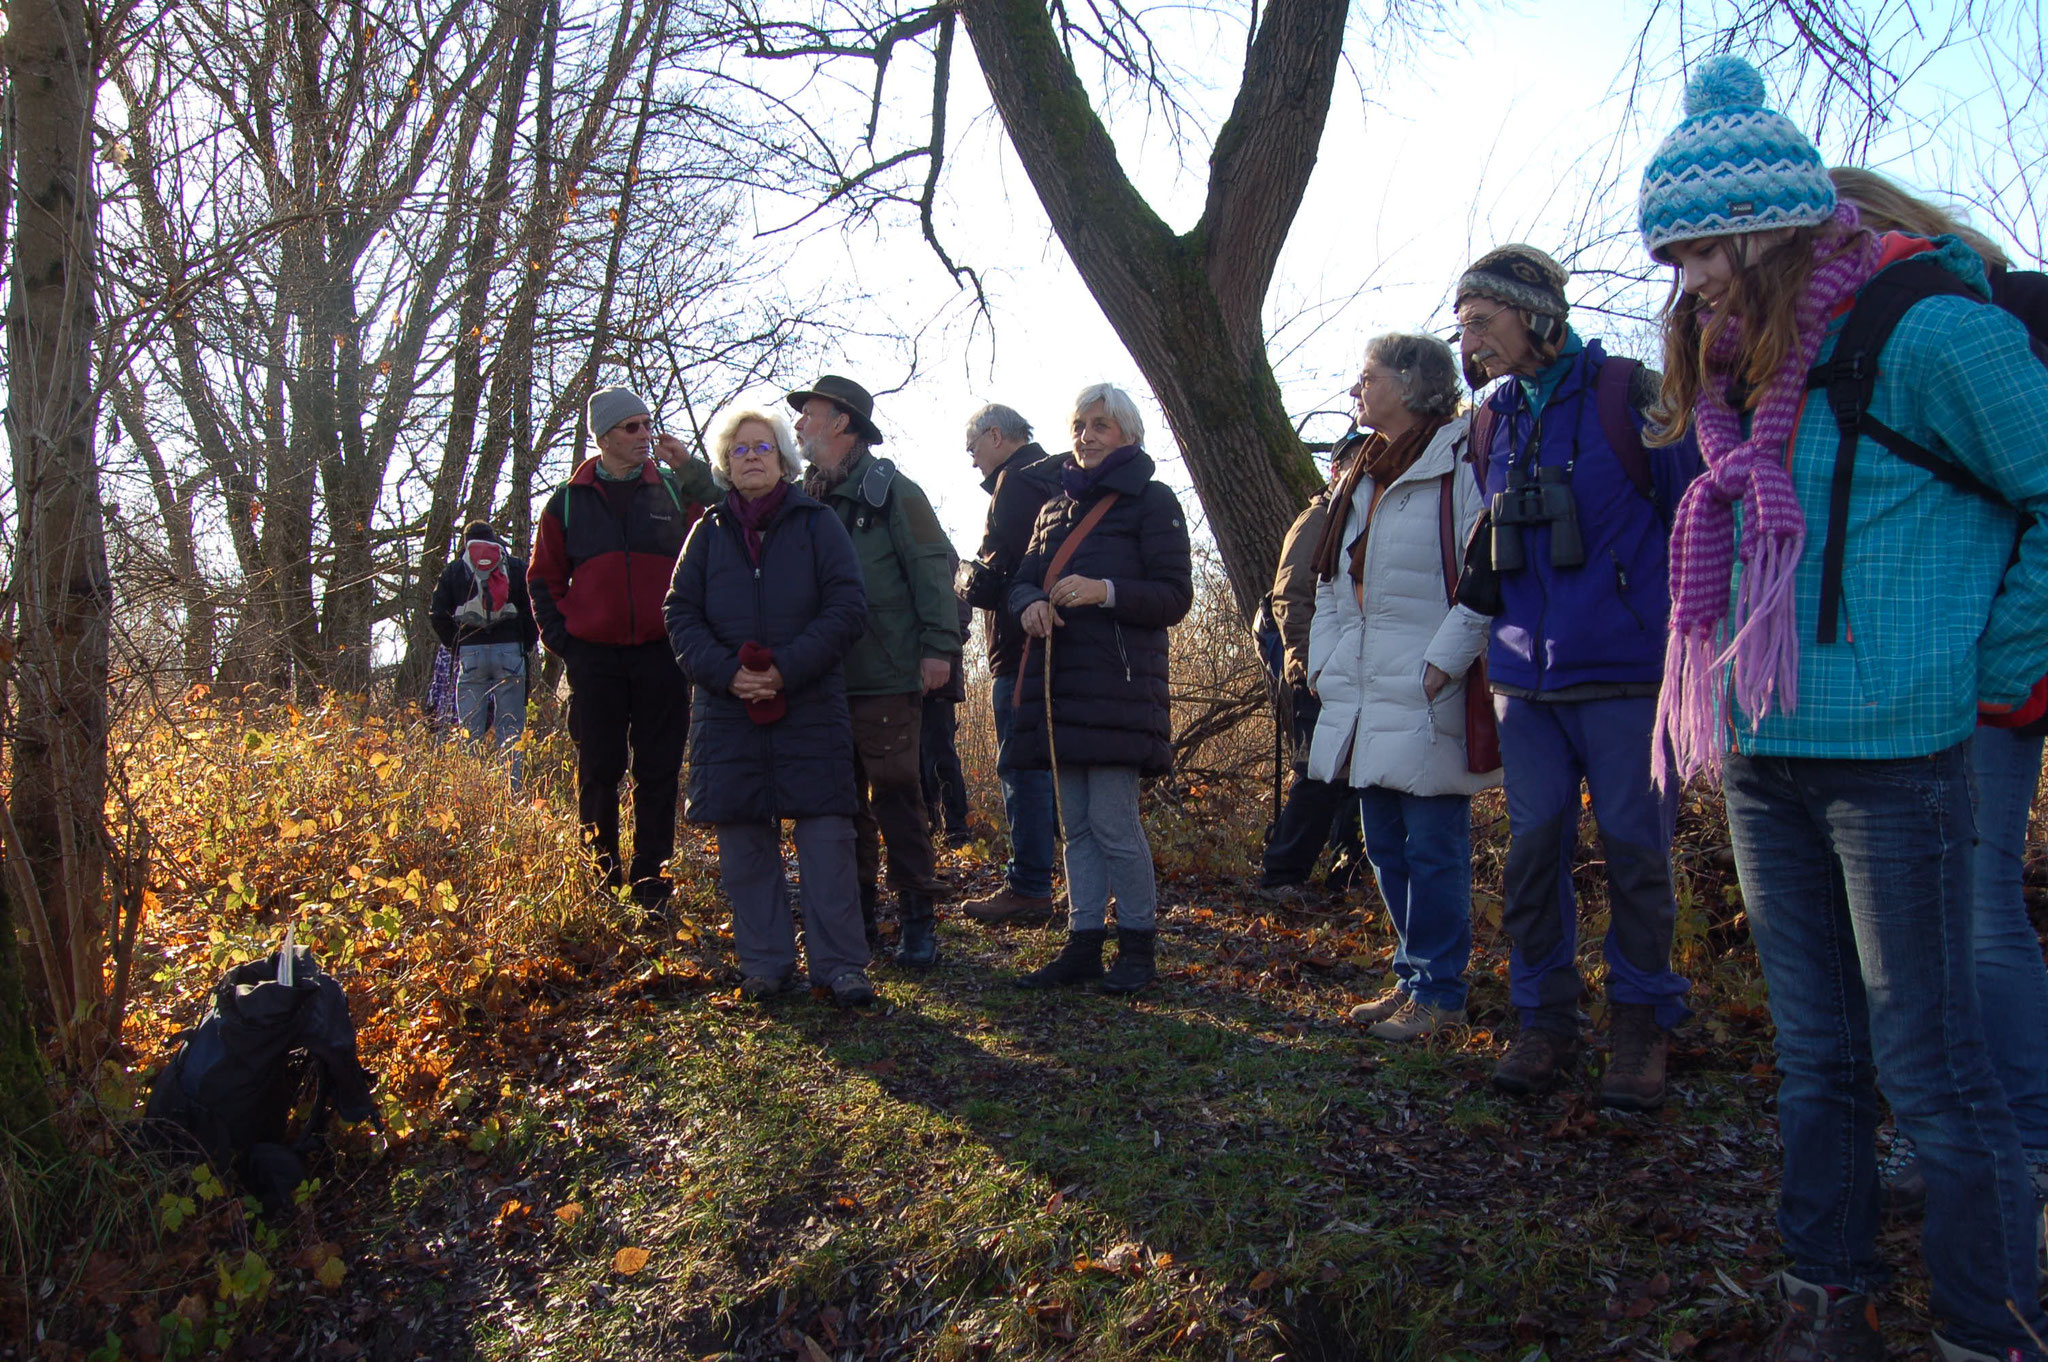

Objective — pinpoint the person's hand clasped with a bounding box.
[920,657,952,694]
[1422,663,1451,700]
[1020,599,1062,637]
[1050,575,1108,610]
[730,664,783,701]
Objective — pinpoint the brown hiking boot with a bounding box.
[1600,1003,1669,1112]
[962,887,1056,927]
[1492,1027,1580,1096]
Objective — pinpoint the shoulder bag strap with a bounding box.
[1013,492,1122,712]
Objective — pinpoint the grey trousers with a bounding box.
[717,816,870,986]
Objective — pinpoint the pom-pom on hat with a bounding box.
[1638,53,1836,260]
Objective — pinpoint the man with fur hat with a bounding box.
[1451,245,1701,1107]
[791,374,962,967]
[531,385,719,918]
[430,519,539,789]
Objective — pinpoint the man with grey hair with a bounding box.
[791,374,962,967]
[956,402,1064,926]
[531,385,718,919]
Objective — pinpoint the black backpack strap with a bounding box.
[1805,257,1987,644]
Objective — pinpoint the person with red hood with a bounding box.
[530,386,719,917]
[429,520,538,789]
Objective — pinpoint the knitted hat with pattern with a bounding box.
[1639,54,1835,260]
[1455,244,1570,320]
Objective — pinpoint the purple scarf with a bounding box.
[725,480,790,566]
[1061,444,1139,499]
[1654,203,1882,787]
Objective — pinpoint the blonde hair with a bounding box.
[709,407,800,488]
[1829,167,2012,270]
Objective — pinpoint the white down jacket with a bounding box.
[1305,418,1499,797]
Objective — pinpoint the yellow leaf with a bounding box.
[315,1254,346,1289]
[554,1202,584,1226]
[612,1246,650,1276]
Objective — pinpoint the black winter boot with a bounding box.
[895,891,939,969]
[1016,929,1107,989]
[859,882,881,953]
[1099,928,1157,993]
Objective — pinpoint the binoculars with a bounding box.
[1490,465,1585,571]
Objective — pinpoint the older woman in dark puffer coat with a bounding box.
[666,406,874,1006]
[1008,383,1193,992]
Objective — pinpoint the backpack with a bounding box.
[1468,354,1654,510]
[145,944,378,1216]
[453,540,519,628]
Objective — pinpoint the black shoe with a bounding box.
[896,891,939,969]
[1017,929,1107,989]
[1100,928,1157,993]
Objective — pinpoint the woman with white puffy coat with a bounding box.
[1305,332,1499,1041]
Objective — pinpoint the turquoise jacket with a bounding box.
[1731,236,2048,758]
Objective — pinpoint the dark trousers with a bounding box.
[566,640,689,889]
[919,694,970,837]
[850,691,941,897]
[1261,685,1364,885]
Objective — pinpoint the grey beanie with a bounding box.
[587,386,651,440]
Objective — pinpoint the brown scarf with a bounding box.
[1310,416,1451,583]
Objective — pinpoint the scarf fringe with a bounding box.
[1724,529,1803,724]
[1653,626,1727,789]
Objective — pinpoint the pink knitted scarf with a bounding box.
[1654,204,1881,787]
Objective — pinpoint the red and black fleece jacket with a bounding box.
[529,457,706,654]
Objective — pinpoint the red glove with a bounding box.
[738,641,786,725]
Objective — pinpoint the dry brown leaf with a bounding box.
[554,1202,584,1226]
[612,1246,651,1276]
[799,1335,830,1362]
[1248,1268,1278,1291]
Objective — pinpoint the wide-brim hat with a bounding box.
[786,374,885,445]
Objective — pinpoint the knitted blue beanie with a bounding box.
[1638,54,1835,260]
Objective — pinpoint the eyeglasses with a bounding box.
[731,441,779,459]
[613,418,652,434]
[964,428,989,454]
[1454,309,1507,340]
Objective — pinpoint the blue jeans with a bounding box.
[457,642,527,791]
[1497,695,1690,1033]
[1724,746,2048,1357]
[1357,787,1472,1010]
[1970,725,2048,1155]
[1056,765,1156,931]
[992,674,1057,897]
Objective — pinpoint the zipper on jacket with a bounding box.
[1113,623,1133,682]
[1610,550,1646,632]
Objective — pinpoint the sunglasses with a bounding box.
[731,441,779,458]
[614,418,652,434]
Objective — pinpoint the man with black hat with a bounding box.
[791,375,962,967]
[1451,245,1700,1108]
[531,385,718,918]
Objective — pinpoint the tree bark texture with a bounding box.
[959,0,1339,617]
[5,0,113,1058]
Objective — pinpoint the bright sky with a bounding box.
[734,0,2040,560]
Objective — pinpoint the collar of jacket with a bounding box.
[822,446,876,499]
[568,454,667,489]
[981,441,1048,494]
[708,480,824,527]
[1492,333,1609,426]
[1064,445,1155,500]
[1514,326,1587,414]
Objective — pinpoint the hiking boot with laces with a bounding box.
[1492,1027,1580,1096]
[1765,1271,1883,1362]
[1599,1002,1669,1112]
[1879,1129,1926,1220]
[739,971,796,1001]
[962,887,1056,927]
[1368,997,1466,1042]
[1347,986,1408,1026]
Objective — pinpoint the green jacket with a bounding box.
[819,448,962,695]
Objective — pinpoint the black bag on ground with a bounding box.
[144,945,377,1217]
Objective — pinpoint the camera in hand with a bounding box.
[1489,464,1585,571]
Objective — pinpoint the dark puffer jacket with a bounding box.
[1006,449,1193,775]
[664,485,869,824]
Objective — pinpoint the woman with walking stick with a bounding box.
[1008,384,1193,992]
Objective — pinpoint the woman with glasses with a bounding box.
[665,408,876,1006]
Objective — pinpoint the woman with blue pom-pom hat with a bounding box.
[1641,52,2048,1362]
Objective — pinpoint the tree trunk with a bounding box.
[959,0,1340,617]
[5,0,113,1063]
